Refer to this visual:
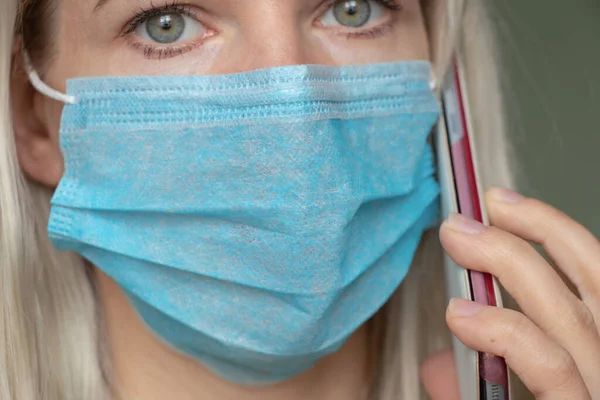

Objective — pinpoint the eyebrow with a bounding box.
[93,0,110,12]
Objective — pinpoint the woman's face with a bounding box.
[16,0,430,186]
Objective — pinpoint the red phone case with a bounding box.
[442,60,510,399]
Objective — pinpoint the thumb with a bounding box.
[420,349,461,400]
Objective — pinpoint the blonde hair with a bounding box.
[0,1,516,399]
[373,2,516,399]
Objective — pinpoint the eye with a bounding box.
[135,12,207,45]
[320,0,386,28]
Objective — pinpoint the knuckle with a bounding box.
[545,350,580,393]
[494,311,531,355]
[543,295,598,342]
[563,303,597,334]
[584,284,600,305]
[482,230,529,275]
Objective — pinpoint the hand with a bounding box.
[424,188,600,399]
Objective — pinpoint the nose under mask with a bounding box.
[28,58,441,385]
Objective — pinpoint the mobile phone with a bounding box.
[435,56,511,400]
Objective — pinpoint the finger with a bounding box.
[440,214,600,398]
[447,298,591,400]
[420,350,460,400]
[485,187,600,311]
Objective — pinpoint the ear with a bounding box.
[10,47,64,188]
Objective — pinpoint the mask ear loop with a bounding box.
[429,66,439,93]
[429,78,438,92]
[23,53,77,105]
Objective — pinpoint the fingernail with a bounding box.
[490,187,524,203]
[446,213,485,234]
[448,298,484,317]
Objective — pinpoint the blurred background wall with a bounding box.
[492,0,600,234]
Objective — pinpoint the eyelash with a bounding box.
[123,0,403,59]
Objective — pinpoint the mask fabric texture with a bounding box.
[48,61,441,385]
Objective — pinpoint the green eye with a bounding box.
[145,13,186,44]
[333,0,371,28]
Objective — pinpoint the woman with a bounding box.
[2,0,599,399]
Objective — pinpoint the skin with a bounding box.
[9,0,600,399]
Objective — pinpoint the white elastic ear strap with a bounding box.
[23,53,77,104]
[429,76,438,91]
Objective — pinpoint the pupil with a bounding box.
[345,1,358,15]
[160,15,172,30]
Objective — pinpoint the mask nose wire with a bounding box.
[23,52,77,105]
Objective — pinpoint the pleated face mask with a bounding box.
[30,61,441,385]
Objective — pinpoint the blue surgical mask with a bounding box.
[30,60,440,385]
